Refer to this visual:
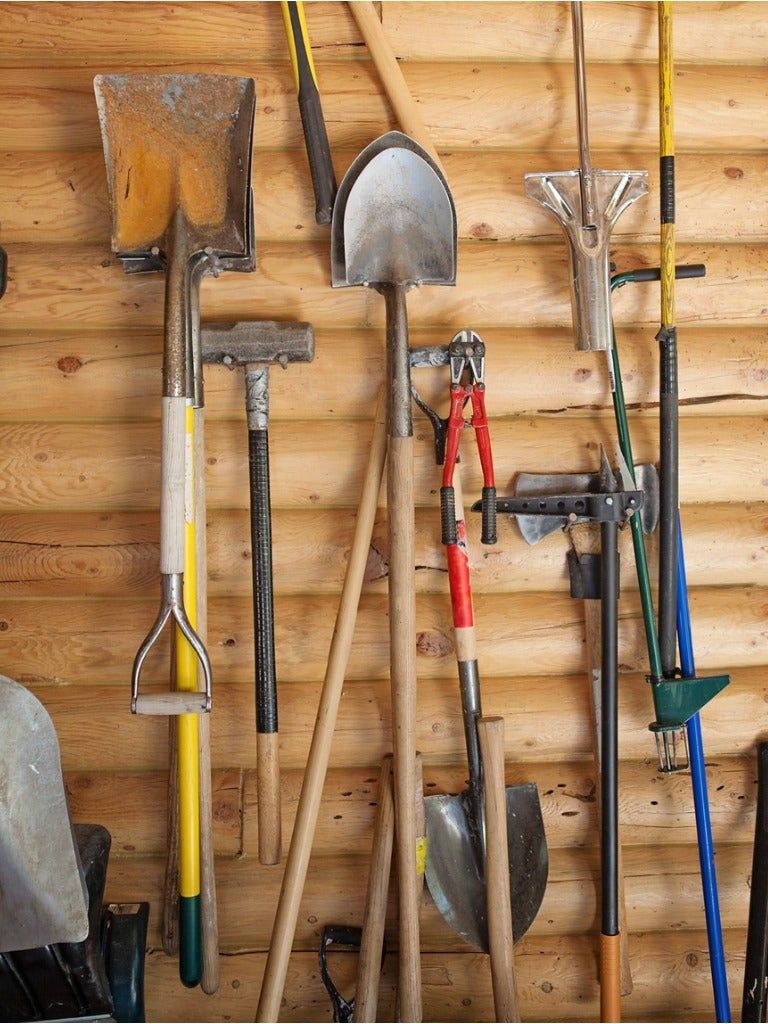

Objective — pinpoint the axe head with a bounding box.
[513,460,658,544]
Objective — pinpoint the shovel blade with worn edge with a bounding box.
[331,130,456,289]
[94,73,255,273]
[425,783,547,951]
[0,676,89,952]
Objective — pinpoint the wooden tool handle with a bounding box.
[477,717,520,1023]
[195,408,220,995]
[256,391,387,1022]
[387,433,422,1022]
[162,690,180,956]
[134,692,208,716]
[600,932,622,1023]
[257,733,282,865]
[348,2,442,173]
[355,755,395,1022]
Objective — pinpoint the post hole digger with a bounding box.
[477,454,643,1023]
[95,72,256,990]
[410,336,548,967]
[201,319,315,867]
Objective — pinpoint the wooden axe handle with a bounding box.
[256,390,388,1022]
[355,755,395,1022]
[348,2,443,173]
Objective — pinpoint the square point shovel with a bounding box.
[331,130,456,1021]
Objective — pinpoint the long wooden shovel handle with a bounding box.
[256,390,387,1022]
[477,717,521,1024]
[195,408,219,995]
[355,755,395,1022]
[387,432,422,1023]
[348,2,442,173]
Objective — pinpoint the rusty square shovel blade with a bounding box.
[94,73,255,267]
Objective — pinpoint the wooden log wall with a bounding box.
[0,2,766,1020]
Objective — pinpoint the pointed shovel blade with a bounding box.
[425,784,548,951]
[331,130,456,288]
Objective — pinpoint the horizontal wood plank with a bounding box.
[1,323,766,424]
[1,586,764,687]
[2,150,766,245]
[2,63,767,154]
[2,501,765,598]
[0,414,765,512]
[18,662,766,777]
[142,932,747,1022]
[103,843,753,950]
[4,3,767,67]
[1,241,765,332]
[66,753,760,859]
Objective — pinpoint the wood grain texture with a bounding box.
[2,501,765,598]
[0,586,764,690]
[41,665,767,774]
[3,151,767,246]
[2,3,766,67]
[142,931,748,1022]
[1,63,767,154]
[1,242,767,331]
[64,752,763,860]
[101,842,756,950]
[1,325,766,424]
[1,415,766,512]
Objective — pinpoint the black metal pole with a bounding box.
[743,742,768,1022]
[601,518,619,939]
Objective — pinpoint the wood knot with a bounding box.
[416,630,453,658]
[724,167,744,179]
[470,222,494,239]
[57,355,83,375]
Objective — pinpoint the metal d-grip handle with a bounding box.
[131,574,212,714]
[131,397,212,715]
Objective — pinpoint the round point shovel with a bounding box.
[332,130,456,1021]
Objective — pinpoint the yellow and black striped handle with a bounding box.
[281,0,336,224]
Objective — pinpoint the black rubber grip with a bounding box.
[289,3,337,225]
[631,263,706,283]
[440,486,457,545]
[481,486,497,545]
[657,326,678,397]
[0,246,7,300]
[660,155,675,224]
[249,429,278,734]
[656,327,679,678]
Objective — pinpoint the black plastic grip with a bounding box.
[249,429,277,735]
[440,486,457,545]
[481,486,497,545]
[660,155,675,224]
[0,246,7,300]
[631,263,706,283]
[288,2,337,225]
[742,742,768,1022]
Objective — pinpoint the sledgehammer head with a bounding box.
[200,320,315,369]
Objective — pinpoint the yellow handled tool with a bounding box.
[281,0,336,223]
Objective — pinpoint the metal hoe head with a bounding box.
[94,73,255,272]
[331,130,456,288]
[425,784,548,951]
[0,677,89,952]
[201,320,315,368]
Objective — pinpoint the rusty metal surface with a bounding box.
[0,676,89,953]
[94,73,255,260]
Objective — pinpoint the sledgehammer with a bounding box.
[202,320,315,865]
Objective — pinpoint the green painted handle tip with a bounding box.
[179,894,202,989]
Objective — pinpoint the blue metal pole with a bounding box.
[677,516,731,1022]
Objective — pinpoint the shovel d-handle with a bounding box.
[524,169,647,352]
[318,924,363,1024]
[245,366,282,866]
